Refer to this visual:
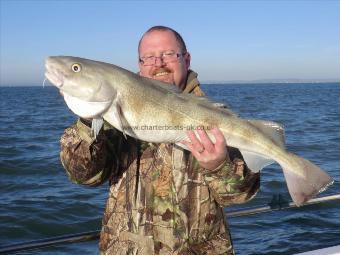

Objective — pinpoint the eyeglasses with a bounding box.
[139,51,186,66]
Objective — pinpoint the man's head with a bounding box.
[138,26,191,90]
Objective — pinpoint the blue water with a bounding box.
[0,84,339,254]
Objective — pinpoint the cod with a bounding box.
[45,56,333,206]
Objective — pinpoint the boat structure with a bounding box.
[0,194,339,254]
[295,245,340,255]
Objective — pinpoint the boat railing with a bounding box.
[1,193,339,254]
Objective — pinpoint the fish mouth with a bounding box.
[45,62,64,88]
[45,71,63,88]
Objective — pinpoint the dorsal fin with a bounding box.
[247,120,285,149]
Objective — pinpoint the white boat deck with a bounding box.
[295,245,340,255]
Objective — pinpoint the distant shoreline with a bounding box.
[202,81,340,85]
[202,80,340,85]
[1,81,340,87]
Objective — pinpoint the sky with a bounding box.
[1,0,340,86]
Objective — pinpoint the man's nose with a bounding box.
[154,56,166,67]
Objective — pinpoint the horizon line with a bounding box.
[2,80,340,87]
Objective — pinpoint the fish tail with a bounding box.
[281,153,333,206]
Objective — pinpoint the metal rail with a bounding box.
[0,231,99,254]
[1,194,339,254]
[226,193,340,217]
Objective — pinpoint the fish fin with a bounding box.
[91,118,104,139]
[281,153,333,206]
[174,132,201,151]
[248,120,285,149]
[195,98,237,116]
[175,142,189,151]
[106,97,137,140]
[239,149,275,172]
[115,101,128,139]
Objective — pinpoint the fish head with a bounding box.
[45,56,116,119]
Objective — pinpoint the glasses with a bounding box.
[139,51,186,66]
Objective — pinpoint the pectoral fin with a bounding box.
[103,96,133,139]
[116,102,128,139]
[91,118,104,139]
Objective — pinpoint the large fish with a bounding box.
[45,56,333,206]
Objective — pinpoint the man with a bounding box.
[60,26,260,254]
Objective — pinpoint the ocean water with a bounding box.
[0,83,339,255]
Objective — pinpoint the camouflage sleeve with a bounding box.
[202,147,260,206]
[60,118,138,187]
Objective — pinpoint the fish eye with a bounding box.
[71,63,82,73]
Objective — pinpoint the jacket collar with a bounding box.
[183,70,200,93]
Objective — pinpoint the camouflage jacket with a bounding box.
[60,70,260,255]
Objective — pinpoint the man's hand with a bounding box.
[181,127,229,170]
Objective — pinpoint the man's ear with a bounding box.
[184,52,191,69]
[138,61,143,75]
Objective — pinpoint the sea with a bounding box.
[0,83,339,255]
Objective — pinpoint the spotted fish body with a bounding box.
[45,56,333,206]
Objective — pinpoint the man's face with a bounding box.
[138,30,191,90]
